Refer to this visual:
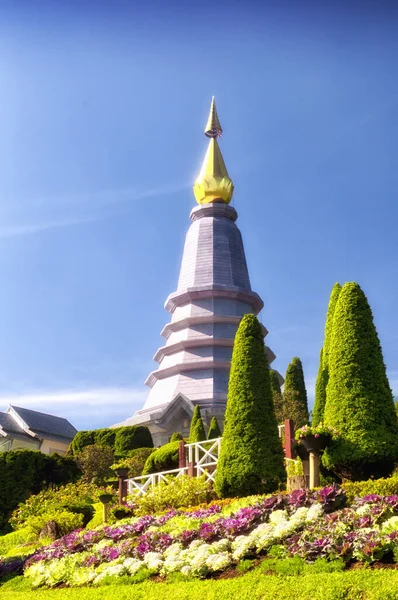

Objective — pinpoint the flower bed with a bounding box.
[2,485,398,588]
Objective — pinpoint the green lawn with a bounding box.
[2,569,398,600]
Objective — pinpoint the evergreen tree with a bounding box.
[313,283,342,426]
[189,405,206,443]
[207,417,222,440]
[270,369,285,424]
[215,314,286,498]
[283,357,309,429]
[323,282,398,480]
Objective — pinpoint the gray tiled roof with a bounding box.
[0,412,29,436]
[9,406,78,442]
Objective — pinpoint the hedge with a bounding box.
[69,426,153,457]
[0,451,80,533]
[215,314,286,497]
[342,474,398,504]
[323,282,398,480]
[142,441,180,475]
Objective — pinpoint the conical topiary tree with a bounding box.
[207,417,222,440]
[313,283,342,426]
[283,357,309,429]
[214,314,286,498]
[189,405,206,443]
[270,369,285,425]
[323,282,398,480]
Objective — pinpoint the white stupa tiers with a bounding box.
[116,99,278,445]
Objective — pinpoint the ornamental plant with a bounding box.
[283,357,309,429]
[323,282,398,480]
[207,417,222,440]
[189,405,206,443]
[270,369,285,425]
[215,314,286,497]
[295,424,340,443]
[142,441,180,475]
[313,283,342,427]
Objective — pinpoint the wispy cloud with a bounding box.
[0,386,147,429]
[0,182,189,239]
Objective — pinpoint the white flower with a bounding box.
[269,509,288,525]
[211,539,230,553]
[144,552,163,571]
[181,565,192,576]
[356,504,371,516]
[206,552,232,572]
[94,563,126,583]
[231,534,254,560]
[123,558,144,575]
[164,542,183,559]
[306,503,323,523]
[70,568,97,586]
[382,516,398,533]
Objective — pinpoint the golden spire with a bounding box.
[193,97,234,205]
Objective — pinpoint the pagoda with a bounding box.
[117,99,278,445]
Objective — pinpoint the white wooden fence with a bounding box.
[127,437,222,496]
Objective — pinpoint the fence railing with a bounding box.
[126,437,222,496]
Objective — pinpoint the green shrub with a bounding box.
[10,480,113,530]
[170,432,184,442]
[69,426,153,458]
[323,282,398,480]
[342,474,398,504]
[189,405,206,443]
[270,369,285,425]
[65,503,94,527]
[0,450,80,534]
[0,529,34,557]
[207,417,222,440]
[94,429,117,449]
[25,510,84,537]
[283,357,309,429]
[215,315,286,498]
[142,441,180,475]
[69,431,95,455]
[76,444,115,484]
[114,426,153,456]
[112,448,155,478]
[130,474,213,515]
[313,283,342,427]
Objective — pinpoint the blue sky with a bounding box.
[0,0,397,430]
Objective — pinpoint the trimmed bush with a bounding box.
[323,282,398,480]
[283,357,309,429]
[68,431,95,455]
[114,426,153,456]
[207,417,222,440]
[0,451,80,534]
[112,448,155,478]
[342,474,398,504]
[215,314,286,497]
[142,441,180,475]
[130,475,213,516]
[313,283,342,426]
[170,432,184,442]
[69,426,153,457]
[270,369,285,425]
[95,428,117,449]
[189,405,206,443]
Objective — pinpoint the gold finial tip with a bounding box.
[204,96,223,138]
